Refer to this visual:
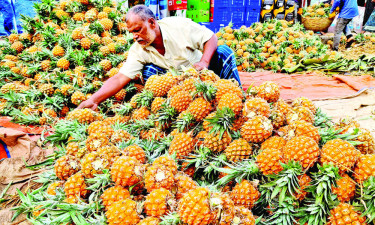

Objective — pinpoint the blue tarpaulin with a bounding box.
[0,0,40,36]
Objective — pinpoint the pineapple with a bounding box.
[11,41,24,53]
[174,173,197,200]
[145,164,175,192]
[186,97,213,122]
[100,185,130,209]
[256,81,280,103]
[256,147,284,175]
[151,97,166,113]
[80,37,91,49]
[99,59,112,71]
[99,18,113,30]
[54,155,80,180]
[131,106,150,121]
[47,181,64,196]
[97,145,121,164]
[169,132,195,159]
[57,58,70,70]
[100,46,110,56]
[138,217,160,224]
[72,27,84,40]
[71,91,86,105]
[331,173,355,202]
[8,33,19,43]
[217,93,243,116]
[294,174,311,201]
[291,97,316,114]
[61,84,74,96]
[214,79,243,102]
[145,74,176,97]
[81,152,111,178]
[321,139,360,173]
[286,106,314,124]
[114,89,127,101]
[144,188,174,218]
[230,180,260,209]
[110,156,144,187]
[353,154,375,183]
[260,136,286,151]
[204,130,232,153]
[86,133,110,152]
[240,115,273,143]
[279,120,320,143]
[66,142,80,156]
[283,136,320,169]
[66,109,97,124]
[64,172,88,203]
[105,199,140,225]
[177,187,217,225]
[242,97,270,118]
[327,203,366,225]
[39,83,54,96]
[224,138,252,162]
[170,90,193,113]
[123,145,146,164]
[153,156,178,175]
[167,85,184,98]
[52,45,65,57]
[73,12,85,21]
[354,128,375,154]
[233,206,256,225]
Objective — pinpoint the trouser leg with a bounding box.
[208,45,241,85]
[333,18,351,50]
[142,64,167,81]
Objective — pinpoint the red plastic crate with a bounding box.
[168,0,187,10]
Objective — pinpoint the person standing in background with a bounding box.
[362,0,375,31]
[0,0,18,36]
[330,0,359,50]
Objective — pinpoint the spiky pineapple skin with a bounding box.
[217,93,243,116]
[110,156,144,187]
[170,90,193,113]
[187,97,213,122]
[256,147,284,175]
[144,188,172,218]
[327,203,366,225]
[321,139,360,173]
[100,185,130,209]
[260,136,286,151]
[203,131,232,153]
[169,132,195,159]
[105,199,140,225]
[54,155,80,180]
[332,173,355,203]
[64,172,88,202]
[243,97,270,118]
[230,180,260,209]
[240,115,273,143]
[145,164,175,192]
[224,138,252,162]
[81,152,111,178]
[283,136,320,169]
[353,154,375,183]
[123,145,146,164]
[178,187,217,225]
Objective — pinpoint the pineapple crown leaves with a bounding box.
[260,161,303,204]
[69,49,91,67]
[192,81,217,102]
[213,159,260,187]
[65,1,86,13]
[157,106,177,128]
[314,108,333,128]
[135,90,154,107]
[354,176,375,223]
[88,21,105,35]
[297,163,341,225]
[160,212,182,225]
[113,102,133,116]
[262,196,299,225]
[124,83,137,95]
[206,107,236,139]
[45,119,88,145]
[86,169,111,193]
[58,33,79,51]
[107,53,125,68]
[9,108,41,125]
[184,146,213,170]
[318,127,361,147]
[174,111,195,133]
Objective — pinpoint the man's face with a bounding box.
[126,14,156,48]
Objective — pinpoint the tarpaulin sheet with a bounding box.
[239,71,375,100]
[0,117,46,134]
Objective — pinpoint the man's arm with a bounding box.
[194,34,218,71]
[330,0,341,13]
[77,73,131,110]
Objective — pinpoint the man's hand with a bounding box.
[193,61,209,71]
[329,12,336,19]
[77,98,99,110]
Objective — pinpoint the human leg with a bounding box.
[208,45,241,85]
[333,18,351,50]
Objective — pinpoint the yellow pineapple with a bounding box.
[105,199,140,225]
[100,185,130,209]
[240,115,273,143]
[54,155,80,180]
[321,139,359,173]
[230,180,260,209]
[283,136,320,169]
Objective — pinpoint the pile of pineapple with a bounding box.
[0,0,138,124]
[12,67,375,225]
[302,2,332,18]
[216,20,332,72]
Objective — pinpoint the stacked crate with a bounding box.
[187,0,211,22]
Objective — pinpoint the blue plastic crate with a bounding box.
[247,0,261,8]
[231,7,246,23]
[212,7,231,23]
[232,0,247,7]
[214,0,231,6]
[199,22,226,32]
[245,8,260,21]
